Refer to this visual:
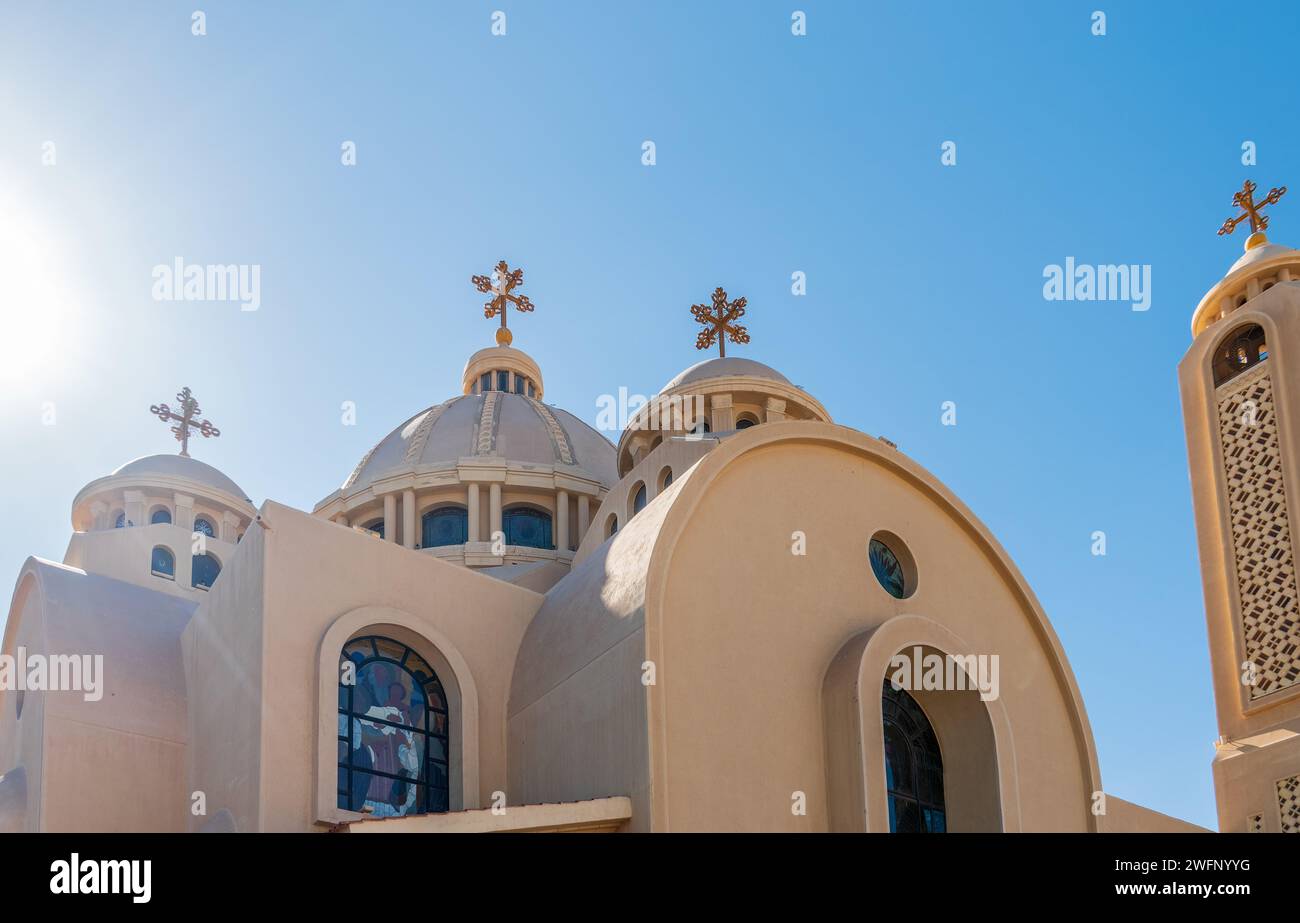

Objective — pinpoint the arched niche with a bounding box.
[314,606,480,826]
[822,614,1020,832]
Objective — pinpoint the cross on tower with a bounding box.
[149,387,220,457]
[471,260,534,347]
[692,286,751,358]
[1219,179,1287,239]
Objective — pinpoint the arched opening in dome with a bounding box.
[735,413,759,430]
[502,505,552,549]
[193,516,216,538]
[421,506,468,548]
[192,552,221,590]
[150,546,175,580]
[1212,323,1268,386]
[150,506,172,525]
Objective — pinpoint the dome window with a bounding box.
[480,372,491,393]
[194,517,216,538]
[631,482,647,518]
[514,376,526,395]
[192,552,221,590]
[496,370,510,392]
[151,546,175,580]
[503,506,553,549]
[527,382,536,398]
[422,507,468,548]
[151,508,172,525]
[869,532,917,600]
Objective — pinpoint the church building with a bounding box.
[0,230,1279,833]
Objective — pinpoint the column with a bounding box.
[124,490,147,529]
[489,483,502,544]
[557,489,570,551]
[402,489,416,549]
[173,493,195,533]
[467,483,480,542]
[383,493,397,543]
[710,394,735,432]
[578,494,590,542]
[765,396,788,423]
[221,511,240,542]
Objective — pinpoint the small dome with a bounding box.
[1228,240,1297,275]
[661,357,791,392]
[342,393,617,492]
[112,454,248,501]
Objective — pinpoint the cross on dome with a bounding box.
[692,286,751,358]
[149,386,220,457]
[1219,179,1287,247]
[471,259,535,346]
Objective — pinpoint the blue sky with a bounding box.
[4,1,1298,829]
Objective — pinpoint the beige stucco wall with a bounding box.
[185,501,544,831]
[511,422,1104,832]
[1098,795,1210,833]
[1,560,193,832]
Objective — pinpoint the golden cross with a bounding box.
[150,387,220,457]
[471,260,534,346]
[1219,179,1287,238]
[692,286,751,358]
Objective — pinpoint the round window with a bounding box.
[869,533,916,599]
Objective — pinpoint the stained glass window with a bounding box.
[151,546,175,579]
[192,552,221,590]
[883,680,945,833]
[422,507,468,548]
[338,635,450,817]
[503,506,552,549]
[869,538,907,599]
[151,508,172,524]
[193,517,216,538]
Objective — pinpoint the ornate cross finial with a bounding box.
[149,387,220,457]
[1219,179,1287,241]
[691,286,751,358]
[471,260,534,346]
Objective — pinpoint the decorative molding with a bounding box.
[1278,775,1300,834]
[404,400,454,464]
[527,397,575,466]
[475,393,499,456]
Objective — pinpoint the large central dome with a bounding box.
[341,393,617,493]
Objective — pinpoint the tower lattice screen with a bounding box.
[1216,363,1300,699]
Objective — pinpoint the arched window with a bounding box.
[364,520,385,539]
[113,512,126,529]
[151,508,172,525]
[338,635,450,817]
[606,513,619,538]
[631,482,647,517]
[150,546,175,579]
[1212,323,1268,386]
[658,466,673,491]
[422,507,468,548]
[503,506,552,549]
[193,516,216,538]
[882,680,945,833]
[192,552,221,590]
[736,413,759,429]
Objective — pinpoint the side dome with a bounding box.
[111,454,248,501]
[617,355,831,477]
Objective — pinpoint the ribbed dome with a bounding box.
[112,454,248,501]
[342,393,617,492]
[661,357,790,392]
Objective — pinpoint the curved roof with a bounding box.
[112,454,248,501]
[660,357,790,392]
[1227,241,1297,274]
[343,393,618,491]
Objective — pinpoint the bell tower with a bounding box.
[1179,180,1300,833]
